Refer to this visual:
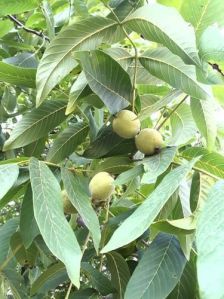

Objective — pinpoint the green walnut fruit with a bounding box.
[112,110,140,139]
[61,189,77,214]
[135,128,163,155]
[89,172,115,202]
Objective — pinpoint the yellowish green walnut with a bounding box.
[112,110,140,139]
[61,189,77,214]
[89,172,115,202]
[135,128,163,155]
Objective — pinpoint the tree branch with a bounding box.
[8,15,50,42]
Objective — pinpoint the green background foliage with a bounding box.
[0,0,224,298]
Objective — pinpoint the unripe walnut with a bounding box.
[61,189,77,214]
[89,172,114,202]
[112,110,140,139]
[135,128,163,155]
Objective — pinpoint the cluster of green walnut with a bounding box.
[62,110,163,211]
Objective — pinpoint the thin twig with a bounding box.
[157,95,188,130]
[8,15,50,42]
[154,107,166,129]
[101,1,138,112]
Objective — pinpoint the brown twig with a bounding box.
[8,15,50,42]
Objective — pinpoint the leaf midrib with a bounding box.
[123,16,198,65]
[140,236,173,299]
[140,55,208,99]
[38,19,117,101]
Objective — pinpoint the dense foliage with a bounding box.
[1,0,224,298]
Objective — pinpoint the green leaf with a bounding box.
[140,48,211,101]
[139,90,182,121]
[115,164,144,185]
[196,180,224,299]
[10,232,28,265]
[199,25,224,62]
[78,50,132,114]
[36,16,120,105]
[91,156,133,175]
[1,267,28,299]
[124,233,186,299]
[181,0,224,38]
[125,3,200,65]
[109,0,144,22]
[3,99,67,150]
[0,218,19,266]
[191,98,217,150]
[20,185,39,248]
[61,169,101,252]
[181,147,224,179]
[152,216,196,235]
[141,147,177,184]
[106,252,131,299]
[81,262,115,296]
[0,0,37,16]
[0,20,13,38]
[29,158,82,288]
[47,122,89,163]
[0,62,36,87]
[66,72,89,115]
[31,262,68,296]
[70,288,98,299]
[169,103,197,146]
[0,164,19,199]
[84,125,136,159]
[101,159,197,252]
[168,252,197,299]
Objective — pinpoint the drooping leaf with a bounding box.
[0,62,36,87]
[61,168,101,252]
[106,251,131,299]
[181,0,224,38]
[81,262,115,296]
[36,17,120,105]
[196,180,224,299]
[168,252,197,299]
[66,72,89,115]
[20,185,39,248]
[47,122,89,163]
[0,0,37,16]
[191,98,217,150]
[124,3,200,65]
[139,48,211,101]
[101,159,197,252]
[31,262,68,296]
[3,99,67,150]
[29,158,82,287]
[78,50,132,114]
[125,233,186,299]
[84,125,136,159]
[181,147,224,179]
[0,218,19,266]
[140,147,177,184]
[0,164,19,199]
[169,103,197,146]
